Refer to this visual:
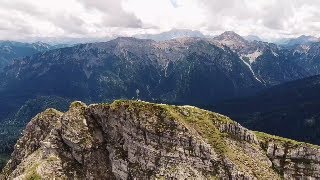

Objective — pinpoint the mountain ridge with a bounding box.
[0,41,74,72]
[1,100,320,179]
[0,36,263,111]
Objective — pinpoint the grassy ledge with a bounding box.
[255,131,320,149]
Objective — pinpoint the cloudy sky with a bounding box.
[1,0,320,41]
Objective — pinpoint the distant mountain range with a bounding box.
[1,30,320,168]
[0,37,263,114]
[244,35,263,42]
[135,29,320,48]
[0,41,71,72]
[135,29,207,41]
[1,31,320,129]
[276,35,320,47]
[0,41,50,71]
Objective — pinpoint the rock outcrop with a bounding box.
[1,100,320,179]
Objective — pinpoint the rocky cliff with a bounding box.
[1,100,320,179]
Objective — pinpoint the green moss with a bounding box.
[161,105,229,155]
[110,100,152,111]
[25,172,42,180]
[255,131,319,149]
[156,175,166,180]
[209,176,219,180]
[25,163,42,180]
[223,141,281,179]
[46,156,59,162]
[70,101,87,110]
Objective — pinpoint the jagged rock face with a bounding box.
[266,142,320,179]
[1,100,320,179]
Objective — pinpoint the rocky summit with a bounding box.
[1,100,320,179]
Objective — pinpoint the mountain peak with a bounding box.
[1,100,320,179]
[213,31,248,50]
[218,31,245,40]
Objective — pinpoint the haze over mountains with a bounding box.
[135,29,208,41]
[1,29,320,174]
[0,41,50,72]
[276,35,320,47]
[0,41,72,72]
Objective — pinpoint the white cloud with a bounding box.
[196,0,320,40]
[123,0,206,30]
[0,0,319,41]
[0,0,143,40]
